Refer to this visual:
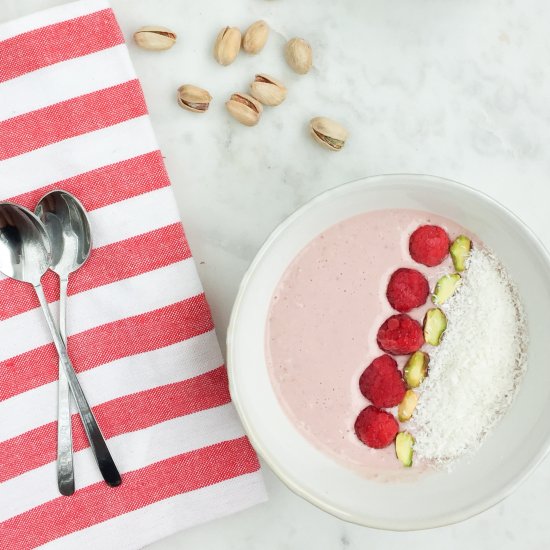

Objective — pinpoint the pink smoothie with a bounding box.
[265,209,475,480]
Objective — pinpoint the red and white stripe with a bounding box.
[0,1,265,547]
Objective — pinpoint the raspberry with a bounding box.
[354,405,399,449]
[386,268,429,312]
[359,354,406,408]
[409,225,450,267]
[377,314,424,355]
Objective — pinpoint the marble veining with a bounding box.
[2,0,550,548]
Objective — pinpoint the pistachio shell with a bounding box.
[134,26,176,51]
[177,85,212,113]
[225,93,263,126]
[309,117,348,151]
[242,20,269,54]
[284,37,312,74]
[213,26,241,66]
[249,74,287,106]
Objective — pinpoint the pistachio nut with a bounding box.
[213,26,241,66]
[134,26,176,51]
[404,351,429,388]
[284,37,313,74]
[249,74,287,106]
[309,117,348,151]
[398,390,419,422]
[177,85,212,113]
[423,308,447,346]
[226,93,263,126]
[395,432,415,467]
[450,235,472,272]
[242,20,269,54]
[432,273,462,305]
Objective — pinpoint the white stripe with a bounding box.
[0,116,158,198]
[88,187,180,249]
[41,472,266,550]
[0,330,223,442]
[0,404,246,522]
[0,45,135,122]
[0,259,203,362]
[0,0,108,42]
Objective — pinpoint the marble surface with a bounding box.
[3,0,550,547]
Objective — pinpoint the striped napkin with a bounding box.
[0,0,265,547]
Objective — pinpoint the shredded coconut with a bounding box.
[411,247,528,466]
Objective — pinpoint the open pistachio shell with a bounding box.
[250,74,287,106]
[134,26,176,51]
[177,85,212,113]
[213,26,241,65]
[226,93,263,126]
[309,117,348,151]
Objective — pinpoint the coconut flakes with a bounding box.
[411,247,528,466]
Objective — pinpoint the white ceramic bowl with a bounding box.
[227,174,550,530]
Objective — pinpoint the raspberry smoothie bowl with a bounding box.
[228,175,550,529]
[266,212,527,475]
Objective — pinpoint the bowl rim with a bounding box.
[227,173,550,530]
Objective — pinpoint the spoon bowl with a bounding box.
[35,191,92,277]
[0,203,51,285]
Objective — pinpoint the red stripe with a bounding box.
[0,9,124,83]
[0,437,260,548]
[3,150,170,211]
[0,80,147,160]
[0,366,230,482]
[0,223,190,321]
[0,295,214,401]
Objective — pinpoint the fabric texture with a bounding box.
[0,1,265,548]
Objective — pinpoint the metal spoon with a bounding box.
[35,191,92,496]
[0,203,121,488]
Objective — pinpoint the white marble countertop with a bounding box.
[4,0,550,547]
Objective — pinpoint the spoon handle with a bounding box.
[34,283,122,488]
[57,277,75,496]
